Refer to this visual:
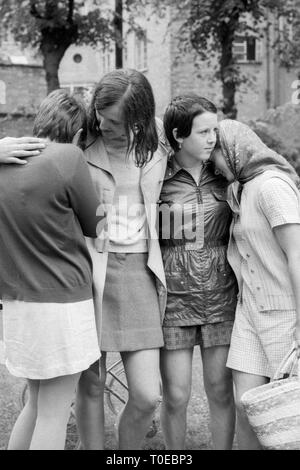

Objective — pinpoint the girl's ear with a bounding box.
[172,128,183,146]
[72,129,83,147]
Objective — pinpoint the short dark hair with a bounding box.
[33,89,87,148]
[88,68,158,167]
[163,94,217,152]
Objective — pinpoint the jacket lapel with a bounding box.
[85,137,113,175]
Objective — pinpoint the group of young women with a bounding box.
[0,68,299,451]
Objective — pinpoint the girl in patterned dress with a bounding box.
[212,119,300,449]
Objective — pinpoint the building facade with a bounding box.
[0,5,299,120]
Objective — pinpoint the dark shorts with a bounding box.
[162,320,234,350]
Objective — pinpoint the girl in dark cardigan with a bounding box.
[0,90,101,450]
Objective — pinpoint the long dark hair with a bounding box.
[88,69,158,167]
[163,94,217,152]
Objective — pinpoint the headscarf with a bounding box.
[218,119,300,186]
[218,119,300,213]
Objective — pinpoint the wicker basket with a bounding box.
[240,344,300,450]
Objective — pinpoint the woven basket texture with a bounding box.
[241,377,300,449]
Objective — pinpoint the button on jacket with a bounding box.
[159,158,238,326]
[227,170,300,311]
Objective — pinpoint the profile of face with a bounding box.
[95,102,127,142]
[211,148,235,183]
[175,112,218,164]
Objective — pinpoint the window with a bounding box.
[73,54,83,64]
[134,32,147,70]
[102,46,113,74]
[233,36,261,62]
[279,15,294,42]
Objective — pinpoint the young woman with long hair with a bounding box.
[75,69,168,450]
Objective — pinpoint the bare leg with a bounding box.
[30,372,81,450]
[201,345,235,450]
[118,349,161,450]
[8,379,39,450]
[232,369,268,450]
[75,356,106,450]
[160,348,193,450]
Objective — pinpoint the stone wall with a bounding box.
[0,64,46,116]
[0,115,35,138]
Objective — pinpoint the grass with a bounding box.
[0,349,214,450]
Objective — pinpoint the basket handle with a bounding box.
[272,341,299,381]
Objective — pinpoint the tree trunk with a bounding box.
[219,18,239,119]
[114,0,123,68]
[41,41,71,94]
[221,72,237,119]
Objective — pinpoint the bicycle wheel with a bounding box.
[105,364,128,416]
[105,365,161,439]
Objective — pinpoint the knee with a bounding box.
[163,384,191,412]
[129,388,161,415]
[78,366,106,400]
[205,377,234,406]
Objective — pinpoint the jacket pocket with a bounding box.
[164,271,188,293]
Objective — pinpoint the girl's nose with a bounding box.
[99,119,108,132]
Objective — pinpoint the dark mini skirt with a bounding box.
[101,252,164,352]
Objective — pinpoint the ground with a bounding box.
[0,344,216,450]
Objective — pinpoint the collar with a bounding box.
[164,155,184,181]
[164,155,213,181]
[85,135,113,174]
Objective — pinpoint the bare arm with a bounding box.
[0,137,46,164]
[273,223,300,358]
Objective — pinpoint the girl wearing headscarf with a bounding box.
[212,119,300,449]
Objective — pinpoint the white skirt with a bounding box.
[2,298,101,379]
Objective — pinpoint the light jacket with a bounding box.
[84,135,169,339]
[227,170,300,311]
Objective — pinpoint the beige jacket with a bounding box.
[84,136,168,339]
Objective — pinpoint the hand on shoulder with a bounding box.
[0,136,47,164]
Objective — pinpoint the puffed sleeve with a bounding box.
[258,177,300,228]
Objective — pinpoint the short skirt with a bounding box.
[101,252,164,352]
[2,298,101,380]
[162,320,234,350]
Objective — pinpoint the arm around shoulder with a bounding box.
[0,136,46,164]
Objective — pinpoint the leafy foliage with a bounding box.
[142,0,300,117]
[0,1,114,49]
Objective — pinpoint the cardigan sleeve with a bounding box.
[66,148,103,238]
